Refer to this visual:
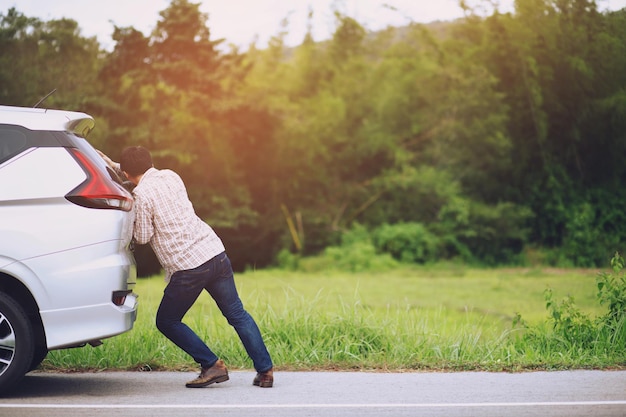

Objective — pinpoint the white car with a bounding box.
[0,105,138,392]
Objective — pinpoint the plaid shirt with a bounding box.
[132,167,225,282]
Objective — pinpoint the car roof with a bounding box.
[0,105,95,138]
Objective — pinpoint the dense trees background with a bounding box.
[2,0,625,271]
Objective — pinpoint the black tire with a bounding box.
[29,344,48,372]
[0,292,35,393]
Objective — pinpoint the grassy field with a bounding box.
[43,265,625,372]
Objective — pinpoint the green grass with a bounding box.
[42,265,625,372]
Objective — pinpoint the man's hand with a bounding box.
[96,149,135,191]
[96,149,119,170]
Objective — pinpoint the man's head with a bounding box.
[120,146,153,183]
[120,146,153,184]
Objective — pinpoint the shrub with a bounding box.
[437,200,533,265]
[543,288,596,348]
[323,240,397,272]
[373,222,441,263]
[597,252,626,326]
[561,202,617,267]
[293,224,398,272]
[515,252,626,357]
[276,249,300,271]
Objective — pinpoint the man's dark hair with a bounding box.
[120,146,153,177]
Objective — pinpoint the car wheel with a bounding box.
[29,344,48,371]
[0,292,35,393]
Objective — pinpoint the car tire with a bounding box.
[29,344,48,372]
[0,292,35,393]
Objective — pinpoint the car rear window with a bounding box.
[0,127,28,164]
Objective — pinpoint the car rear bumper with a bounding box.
[41,292,138,350]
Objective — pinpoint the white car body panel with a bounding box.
[0,147,86,199]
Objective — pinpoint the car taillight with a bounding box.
[65,148,133,211]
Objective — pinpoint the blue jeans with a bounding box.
[155,252,273,372]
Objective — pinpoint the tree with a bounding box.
[0,8,100,109]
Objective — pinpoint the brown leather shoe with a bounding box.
[186,359,229,388]
[253,368,273,388]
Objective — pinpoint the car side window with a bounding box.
[0,126,28,164]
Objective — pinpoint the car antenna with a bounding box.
[33,89,57,108]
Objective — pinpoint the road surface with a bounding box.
[0,369,624,417]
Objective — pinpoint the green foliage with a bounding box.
[321,241,394,273]
[6,0,626,268]
[436,199,533,265]
[543,288,596,348]
[366,166,462,226]
[597,252,626,325]
[373,223,441,263]
[43,266,624,372]
[516,252,626,357]
[0,7,101,109]
[561,201,608,267]
[532,187,626,267]
[285,224,397,273]
[275,249,300,271]
[315,225,398,273]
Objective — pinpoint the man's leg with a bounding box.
[206,253,273,374]
[156,266,219,368]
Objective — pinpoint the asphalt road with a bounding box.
[0,370,624,417]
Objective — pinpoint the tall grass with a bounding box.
[42,264,626,372]
[512,253,626,367]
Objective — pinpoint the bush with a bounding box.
[515,252,626,356]
[437,200,533,265]
[276,249,300,271]
[597,252,626,326]
[373,222,441,263]
[323,240,397,272]
[294,224,398,272]
[543,288,596,348]
[561,201,616,267]
[531,188,626,268]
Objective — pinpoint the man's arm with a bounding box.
[132,194,154,245]
[96,149,120,170]
[96,150,135,192]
